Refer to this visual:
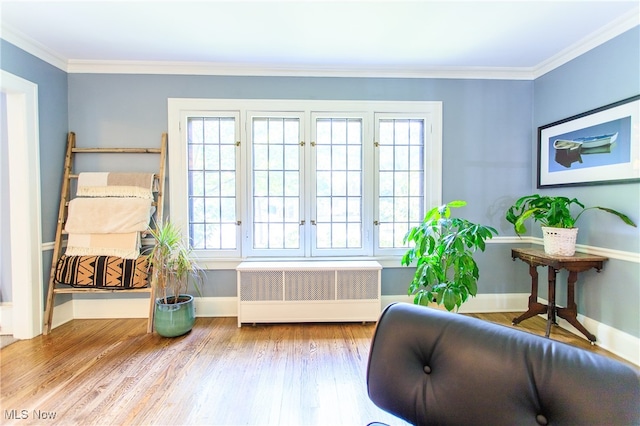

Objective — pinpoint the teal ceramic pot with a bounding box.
[154,294,196,337]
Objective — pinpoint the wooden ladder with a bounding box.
[43,132,167,335]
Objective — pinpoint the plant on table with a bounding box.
[505,194,636,235]
[401,200,498,312]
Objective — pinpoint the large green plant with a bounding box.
[401,201,498,312]
[505,194,636,235]
[147,220,203,304]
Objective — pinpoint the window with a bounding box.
[312,114,367,256]
[187,116,238,251]
[376,116,425,250]
[168,99,442,267]
[249,113,304,257]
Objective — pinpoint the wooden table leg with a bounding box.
[556,270,597,343]
[545,266,557,338]
[513,264,547,325]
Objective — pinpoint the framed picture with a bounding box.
[538,95,640,188]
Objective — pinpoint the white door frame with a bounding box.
[1,70,43,339]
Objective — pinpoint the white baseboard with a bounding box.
[48,294,639,366]
[51,300,74,329]
[539,303,640,366]
[0,303,13,335]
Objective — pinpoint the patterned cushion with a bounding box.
[55,255,149,289]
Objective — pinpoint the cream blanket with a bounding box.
[65,198,153,234]
[65,232,141,259]
[76,172,155,199]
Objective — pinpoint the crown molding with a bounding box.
[0,23,67,72]
[533,7,639,79]
[65,59,535,80]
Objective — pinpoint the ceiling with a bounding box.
[1,1,639,78]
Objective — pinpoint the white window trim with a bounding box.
[168,98,442,269]
[373,112,439,257]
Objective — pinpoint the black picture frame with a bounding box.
[537,95,640,188]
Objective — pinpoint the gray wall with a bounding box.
[66,74,534,300]
[532,26,640,336]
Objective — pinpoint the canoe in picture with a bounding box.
[553,132,618,151]
[552,132,618,168]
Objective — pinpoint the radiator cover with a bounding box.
[236,261,381,326]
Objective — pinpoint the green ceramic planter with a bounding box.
[154,294,196,337]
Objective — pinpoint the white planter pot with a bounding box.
[541,227,578,256]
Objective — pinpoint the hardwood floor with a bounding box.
[1,313,635,425]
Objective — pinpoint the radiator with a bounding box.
[236,261,382,327]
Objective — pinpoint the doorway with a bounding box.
[0,70,43,339]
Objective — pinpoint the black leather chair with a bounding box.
[367,303,640,426]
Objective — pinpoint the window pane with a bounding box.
[268,144,284,170]
[205,224,220,249]
[204,119,219,144]
[269,223,284,248]
[254,145,268,170]
[269,171,283,196]
[332,171,346,196]
[269,120,284,144]
[254,197,268,222]
[347,197,361,222]
[284,223,299,248]
[254,171,268,196]
[316,171,331,196]
[347,223,361,248]
[220,145,235,170]
[332,145,347,170]
[377,118,425,250]
[316,146,331,170]
[204,172,219,197]
[253,119,268,144]
[204,145,219,170]
[316,223,331,248]
[190,171,204,196]
[347,171,361,196]
[221,198,236,222]
[379,172,393,197]
[188,116,237,251]
[221,224,236,249]
[332,223,347,248]
[316,197,331,222]
[205,198,220,222]
[191,223,204,249]
[331,197,346,222]
[378,223,393,248]
[314,117,363,251]
[284,197,299,222]
[379,197,393,222]
[189,144,203,170]
[191,197,204,222]
[284,171,299,197]
[252,117,301,250]
[284,145,298,170]
[347,146,361,170]
[221,171,235,197]
[379,146,394,171]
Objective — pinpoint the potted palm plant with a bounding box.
[401,200,498,312]
[147,220,203,337]
[505,194,637,256]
